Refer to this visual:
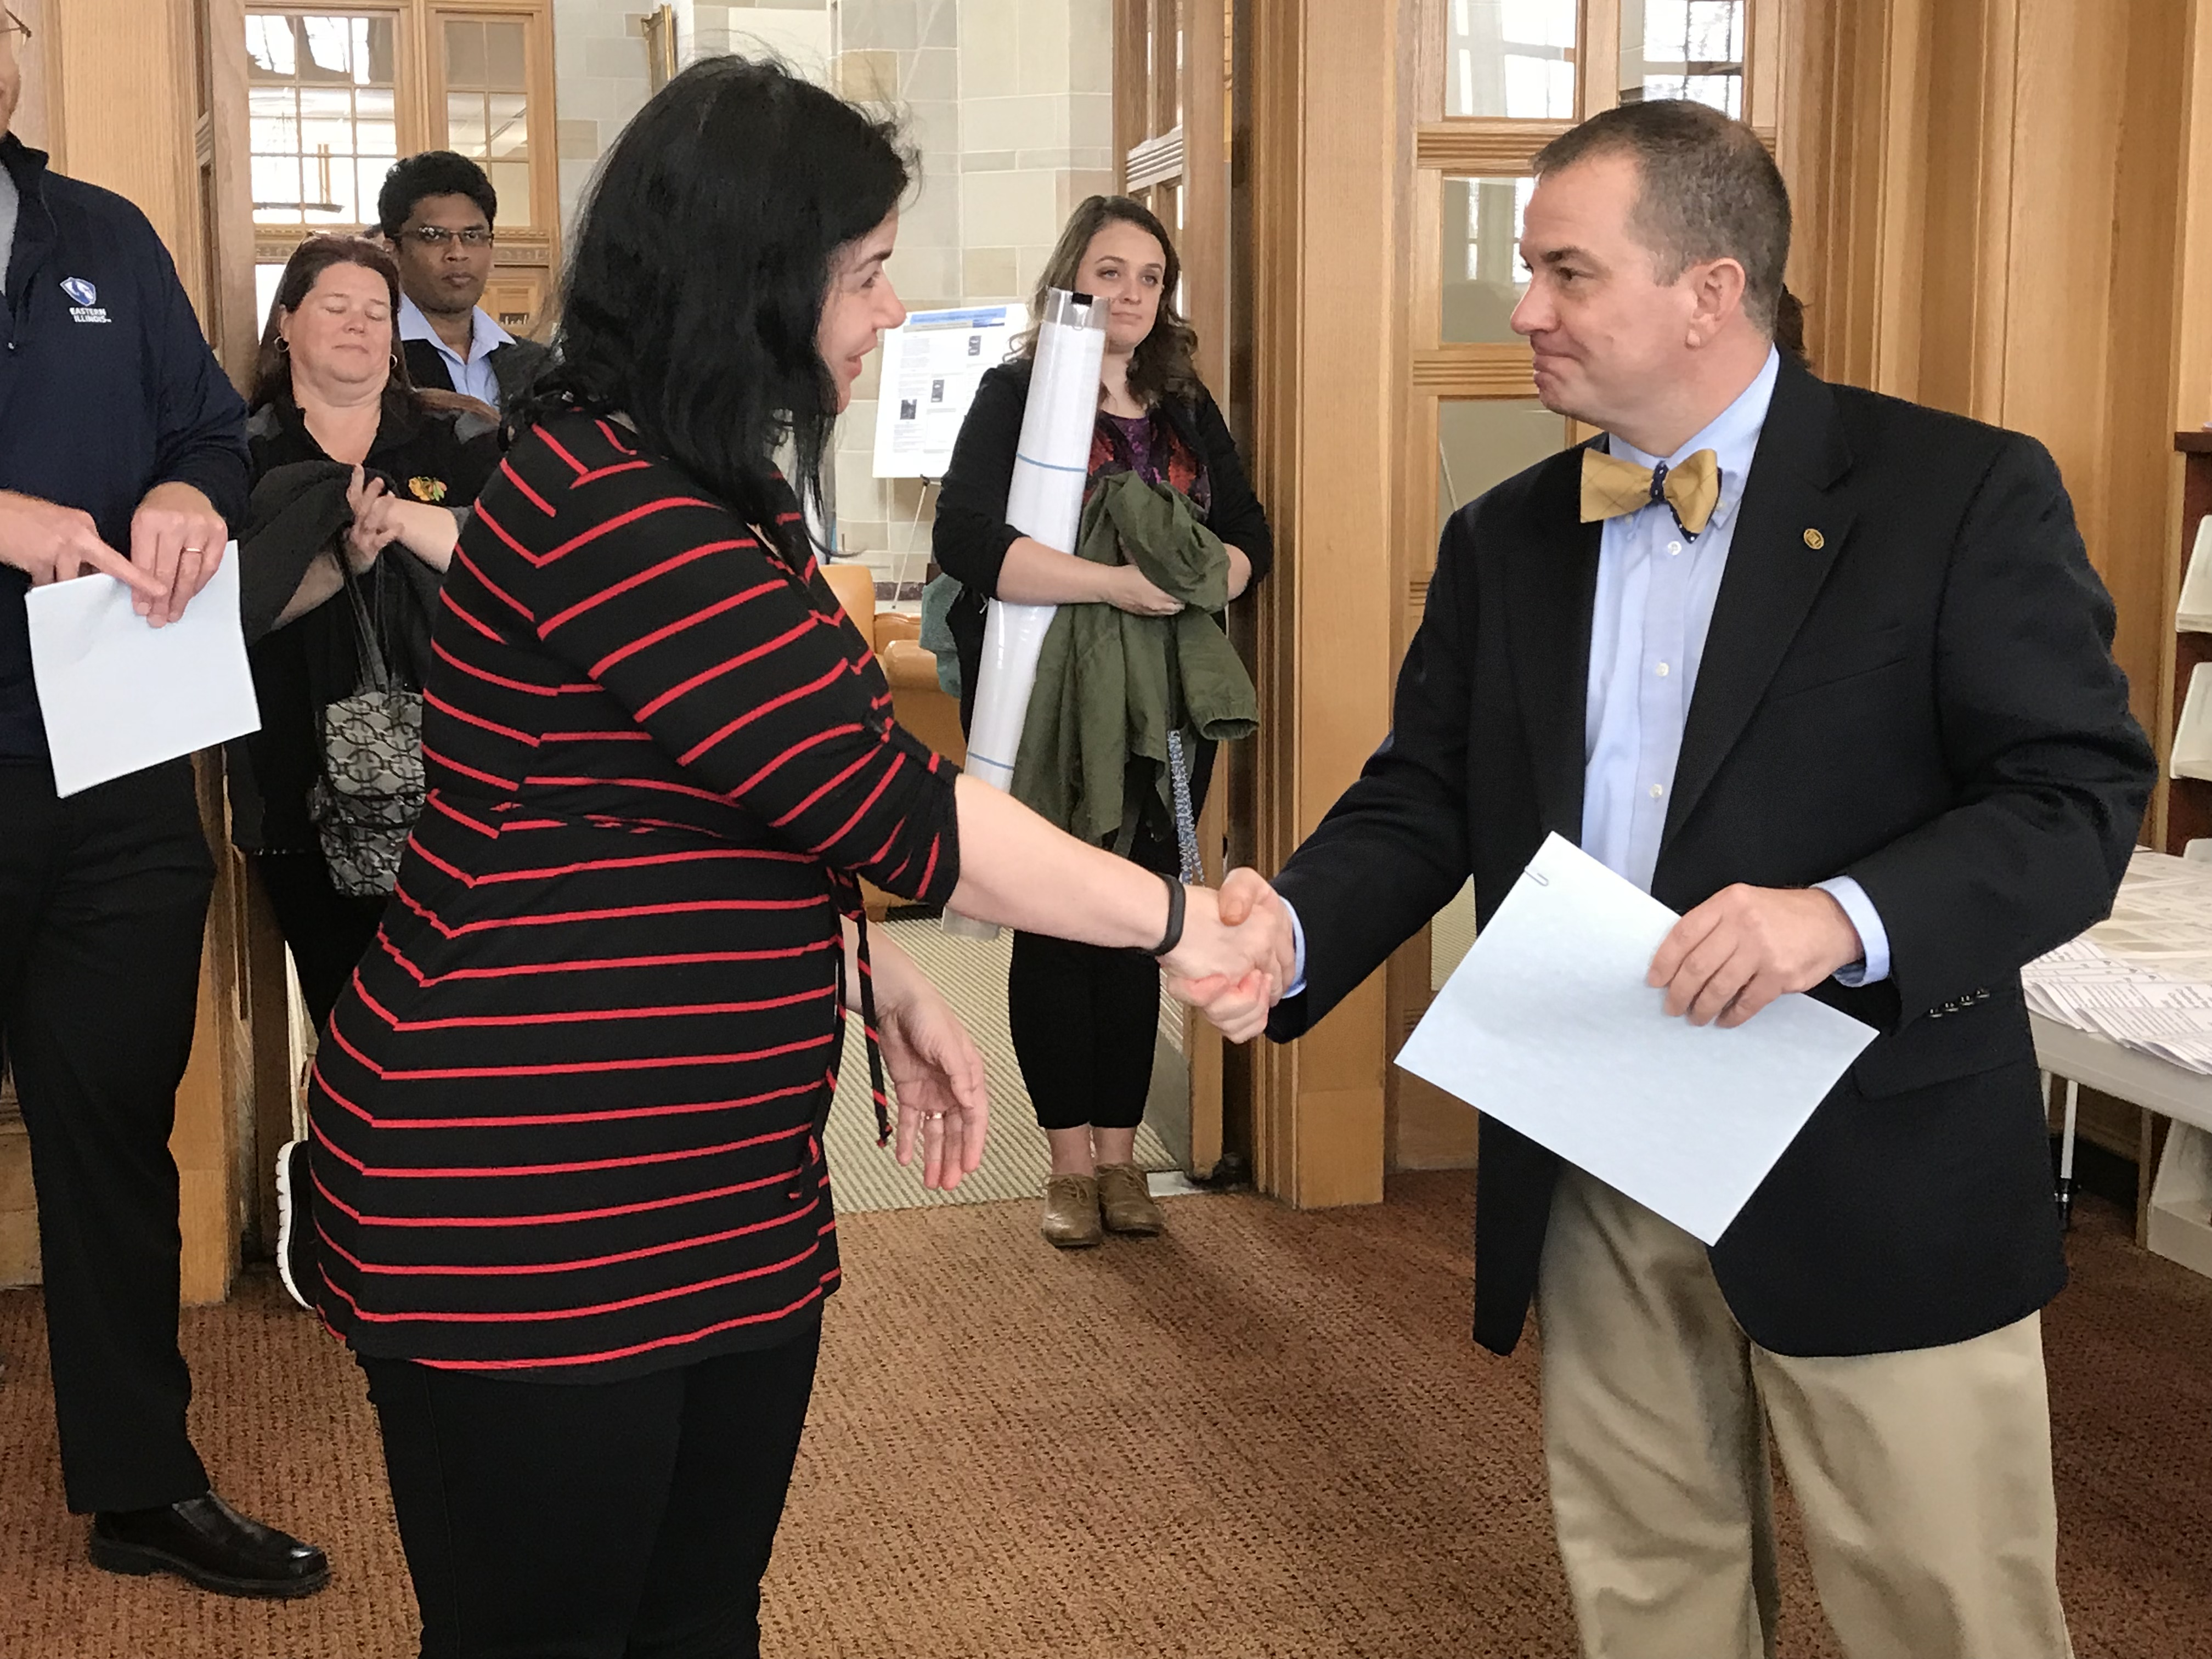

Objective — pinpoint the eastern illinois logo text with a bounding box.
[61,278,109,324]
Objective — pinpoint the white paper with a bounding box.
[1396,834,1879,1245]
[25,545,261,797]
[2023,847,2212,1073]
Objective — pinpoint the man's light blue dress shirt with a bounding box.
[397,294,515,410]
[1281,346,1889,994]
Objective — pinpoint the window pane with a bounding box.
[246,15,296,77]
[447,93,488,156]
[486,93,529,159]
[363,16,398,83]
[1445,0,1578,120]
[249,88,298,155]
[484,20,527,92]
[445,20,487,88]
[488,162,532,227]
[250,153,303,213]
[355,159,390,224]
[300,15,354,78]
[1438,397,1569,526]
[1621,0,1745,116]
[297,85,353,153]
[1441,176,1533,343]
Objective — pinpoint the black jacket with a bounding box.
[932,359,1273,864]
[1267,355,2154,1359]
[0,136,250,759]
[228,399,499,853]
[402,332,548,410]
[934,360,1272,650]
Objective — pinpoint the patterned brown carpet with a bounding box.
[0,1175,2207,1658]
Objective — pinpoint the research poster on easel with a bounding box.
[871,303,1029,479]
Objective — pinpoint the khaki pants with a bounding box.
[1536,1166,2072,1659]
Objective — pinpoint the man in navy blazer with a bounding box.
[0,22,329,1599]
[1201,101,2151,1657]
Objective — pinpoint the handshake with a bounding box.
[1158,869,1297,1045]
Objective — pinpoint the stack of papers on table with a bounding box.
[2024,850,2212,1074]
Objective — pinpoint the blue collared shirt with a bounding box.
[1282,346,1889,994]
[397,293,514,409]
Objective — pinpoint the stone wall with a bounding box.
[550,0,1115,602]
[830,0,1114,605]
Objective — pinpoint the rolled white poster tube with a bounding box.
[943,288,1108,941]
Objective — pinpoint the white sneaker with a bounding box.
[274,1141,318,1313]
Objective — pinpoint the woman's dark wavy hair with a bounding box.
[250,235,428,426]
[1018,195,1202,409]
[511,56,912,555]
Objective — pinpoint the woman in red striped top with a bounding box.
[306,57,1282,1659]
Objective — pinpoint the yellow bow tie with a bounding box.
[1581,447,1723,538]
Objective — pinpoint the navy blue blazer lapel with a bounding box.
[1508,443,1604,842]
[1660,358,1857,857]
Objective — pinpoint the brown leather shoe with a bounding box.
[1041,1174,1103,1248]
[1097,1163,1165,1235]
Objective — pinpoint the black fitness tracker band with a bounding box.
[1151,872,1186,957]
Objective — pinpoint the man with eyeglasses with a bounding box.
[0,4,329,1599]
[376,149,547,410]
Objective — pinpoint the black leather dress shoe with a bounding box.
[90,1492,330,1599]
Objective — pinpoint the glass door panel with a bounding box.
[1443,0,1578,119]
[1620,0,1745,115]
[1441,176,1533,342]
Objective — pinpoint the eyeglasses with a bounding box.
[404,225,493,249]
[0,9,32,46]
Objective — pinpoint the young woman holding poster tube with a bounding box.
[302,63,1281,1657]
[935,196,1274,1249]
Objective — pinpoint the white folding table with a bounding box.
[2035,1013,2212,1275]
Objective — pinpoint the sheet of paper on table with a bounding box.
[2025,850,2212,1074]
[1395,834,1878,1246]
[25,545,260,798]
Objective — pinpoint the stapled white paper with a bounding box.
[1396,833,1877,1245]
[26,545,261,797]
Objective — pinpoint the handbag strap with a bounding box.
[334,550,394,697]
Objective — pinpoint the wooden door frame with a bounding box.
[1114,0,1235,1178]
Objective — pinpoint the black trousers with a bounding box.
[1007,930,1160,1131]
[0,758,213,1513]
[251,848,386,1030]
[360,1319,821,1659]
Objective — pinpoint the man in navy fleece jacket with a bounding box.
[0,18,328,1601]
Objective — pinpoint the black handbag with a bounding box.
[308,558,426,897]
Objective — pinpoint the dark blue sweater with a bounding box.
[0,136,250,759]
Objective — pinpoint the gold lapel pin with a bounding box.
[1803,527,1825,550]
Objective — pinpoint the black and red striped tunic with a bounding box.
[307,412,960,1378]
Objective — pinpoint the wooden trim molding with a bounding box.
[1246,0,1407,1209]
[1410,343,1539,396]
[1415,120,1569,173]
